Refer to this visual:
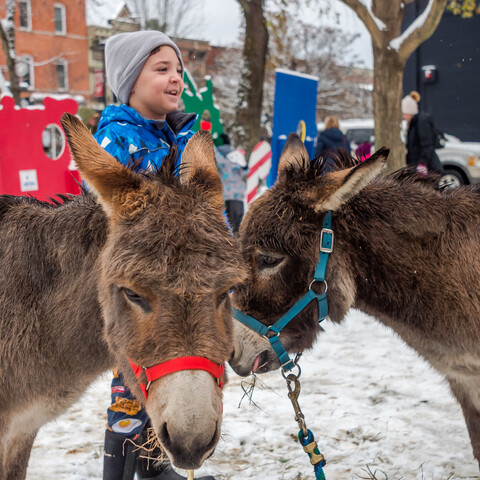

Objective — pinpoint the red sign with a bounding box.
[0,96,81,200]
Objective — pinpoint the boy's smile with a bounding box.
[129,46,184,120]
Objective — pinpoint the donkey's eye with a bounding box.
[257,255,283,270]
[122,288,151,313]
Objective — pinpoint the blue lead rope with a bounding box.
[233,210,333,371]
[299,429,327,480]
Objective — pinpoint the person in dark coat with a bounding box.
[402,91,443,174]
[314,116,350,173]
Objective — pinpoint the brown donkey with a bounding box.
[232,134,480,469]
[0,114,252,479]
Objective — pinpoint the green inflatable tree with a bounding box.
[182,69,224,145]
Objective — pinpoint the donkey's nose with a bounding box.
[159,421,219,469]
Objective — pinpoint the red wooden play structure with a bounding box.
[0,96,81,201]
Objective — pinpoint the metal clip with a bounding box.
[285,374,307,436]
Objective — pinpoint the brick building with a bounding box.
[0,0,90,105]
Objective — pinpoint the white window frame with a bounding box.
[54,3,66,35]
[18,0,32,31]
[19,55,34,90]
[56,59,68,91]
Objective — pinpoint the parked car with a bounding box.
[316,119,480,189]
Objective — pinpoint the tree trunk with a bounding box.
[234,0,269,161]
[373,47,406,171]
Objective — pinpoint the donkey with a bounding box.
[0,113,264,479]
[232,134,480,469]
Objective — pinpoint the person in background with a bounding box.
[355,135,373,162]
[94,30,215,480]
[314,115,350,173]
[402,90,443,175]
[216,132,247,233]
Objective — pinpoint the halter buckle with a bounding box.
[320,228,334,253]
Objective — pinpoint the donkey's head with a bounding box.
[232,134,388,374]
[61,114,248,468]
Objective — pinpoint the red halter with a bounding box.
[129,356,225,400]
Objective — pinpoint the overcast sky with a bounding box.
[86,0,373,68]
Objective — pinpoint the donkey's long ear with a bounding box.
[277,133,309,179]
[315,147,389,212]
[61,113,141,217]
[179,131,224,211]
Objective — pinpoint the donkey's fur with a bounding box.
[233,134,480,468]
[0,114,248,478]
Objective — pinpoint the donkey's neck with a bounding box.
[4,195,114,381]
[329,179,480,349]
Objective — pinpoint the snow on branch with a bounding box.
[339,0,386,48]
[390,0,448,60]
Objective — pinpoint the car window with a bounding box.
[345,128,374,145]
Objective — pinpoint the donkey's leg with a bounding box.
[3,430,37,480]
[447,376,480,469]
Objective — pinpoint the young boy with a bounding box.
[94,30,215,480]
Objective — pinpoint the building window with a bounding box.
[19,0,32,30]
[17,55,34,89]
[54,4,66,35]
[56,59,68,90]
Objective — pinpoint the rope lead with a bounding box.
[298,429,326,480]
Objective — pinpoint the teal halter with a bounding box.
[233,211,334,371]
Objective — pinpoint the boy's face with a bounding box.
[129,46,184,120]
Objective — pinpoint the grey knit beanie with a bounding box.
[105,30,184,105]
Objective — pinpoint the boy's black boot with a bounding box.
[103,428,138,480]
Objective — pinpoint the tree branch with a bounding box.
[339,0,383,48]
[396,0,448,61]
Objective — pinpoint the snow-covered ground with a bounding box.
[26,310,478,480]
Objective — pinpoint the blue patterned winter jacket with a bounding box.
[94,104,196,171]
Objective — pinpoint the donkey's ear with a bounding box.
[179,131,224,211]
[61,113,141,217]
[316,147,389,212]
[277,133,309,178]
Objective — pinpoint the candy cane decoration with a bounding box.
[246,141,272,204]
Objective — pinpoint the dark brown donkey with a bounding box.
[0,114,250,479]
[233,134,480,469]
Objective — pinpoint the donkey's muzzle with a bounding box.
[159,420,220,469]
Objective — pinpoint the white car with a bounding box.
[318,119,480,189]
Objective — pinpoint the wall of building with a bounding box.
[403,1,480,141]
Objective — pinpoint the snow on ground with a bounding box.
[26,310,478,480]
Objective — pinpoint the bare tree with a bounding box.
[126,0,203,35]
[340,0,448,170]
[234,0,269,159]
[0,0,21,104]
[266,8,372,121]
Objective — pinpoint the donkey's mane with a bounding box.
[139,145,181,186]
[311,148,359,174]
[310,148,441,189]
